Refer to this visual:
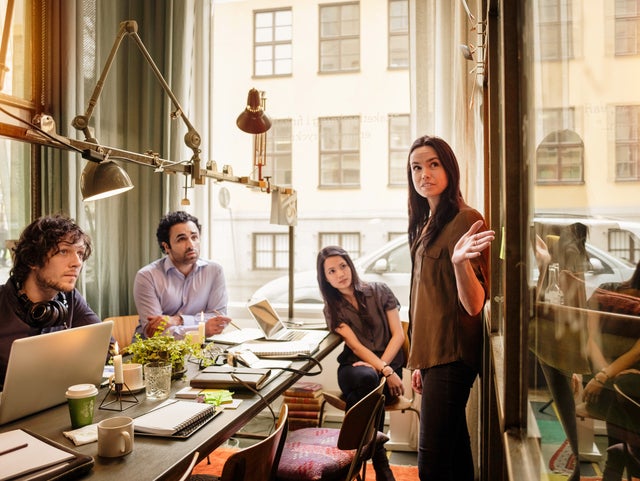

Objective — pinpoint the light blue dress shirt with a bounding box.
[133,256,228,339]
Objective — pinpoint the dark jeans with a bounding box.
[338,363,399,433]
[417,361,477,481]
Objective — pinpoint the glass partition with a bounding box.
[525,1,640,479]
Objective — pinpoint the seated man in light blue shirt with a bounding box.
[133,211,233,340]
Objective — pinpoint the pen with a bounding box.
[0,443,28,456]
[213,310,241,330]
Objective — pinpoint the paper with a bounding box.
[133,400,217,436]
[0,430,75,481]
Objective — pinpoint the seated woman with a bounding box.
[316,246,405,481]
[582,260,640,481]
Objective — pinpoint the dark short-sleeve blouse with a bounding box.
[323,282,403,368]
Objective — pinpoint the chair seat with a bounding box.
[276,427,389,481]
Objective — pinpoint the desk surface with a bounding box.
[0,333,341,481]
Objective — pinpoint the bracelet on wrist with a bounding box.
[384,371,393,378]
[379,362,388,374]
[594,377,605,386]
[600,368,610,380]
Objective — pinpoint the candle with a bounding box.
[198,321,206,340]
[113,354,123,384]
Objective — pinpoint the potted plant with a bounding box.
[124,327,201,378]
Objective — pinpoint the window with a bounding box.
[319,116,360,187]
[535,108,583,184]
[609,228,640,263]
[253,233,290,270]
[0,0,36,283]
[264,119,292,186]
[319,2,360,73]
[615,0,640,56]
[537,0,574,61]
[319,232,361,258]
[536,130,584,183]
[615,105,640,180]
[388,0,409,68]
[388,114,410,186]
[254,9,292,77]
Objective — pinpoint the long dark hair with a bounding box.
[407,135,464,252]
[623,260,640,290]
[316,246,365,330]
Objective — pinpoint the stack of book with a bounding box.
[282,381,323,430]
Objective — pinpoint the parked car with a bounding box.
[251,233,636,320]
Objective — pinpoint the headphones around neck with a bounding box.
[13,278,70,329]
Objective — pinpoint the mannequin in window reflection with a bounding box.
[0,215,101,389]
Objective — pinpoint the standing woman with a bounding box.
[407,135,494,481]
[317,246,406,481]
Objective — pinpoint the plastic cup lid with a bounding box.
[65,383,98,399]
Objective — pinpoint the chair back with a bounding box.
[104,315,139,350]
[220,403,289,481]
[337,378,386,481]
[614,381,640,448]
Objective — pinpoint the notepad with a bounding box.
[0,429,85,481]
[232,340,319,357]
[133,400,219,438]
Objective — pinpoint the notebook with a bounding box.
[228,340,319,358]
[133,400,219,438]
[0,429,94,481]
[209,298,329,345]
[0,321,113,426]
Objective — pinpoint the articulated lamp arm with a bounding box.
[71,20,203,183]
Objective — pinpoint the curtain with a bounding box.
[43,0,213,319]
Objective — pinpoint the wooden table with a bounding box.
[0,333,341,480]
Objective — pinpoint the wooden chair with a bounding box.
[190,404,289,481]
[276,378,387,481]
[319,321,419,424]
[103,315,139,351]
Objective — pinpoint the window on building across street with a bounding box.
[319,232,361,258]
[254,8,292,77]
[253,232,290,270]
[319,2,360,73]
[319,116,360,187]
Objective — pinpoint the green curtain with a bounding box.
[42,0,213,319]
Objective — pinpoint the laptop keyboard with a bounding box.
[283,330,307,341]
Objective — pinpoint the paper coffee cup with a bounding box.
[65,383,99,429]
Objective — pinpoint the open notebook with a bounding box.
[209,298,329,346]
[0,322,113,425]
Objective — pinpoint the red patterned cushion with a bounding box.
[276,427,389,481]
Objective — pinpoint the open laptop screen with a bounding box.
[247,298,286,339]
[0,321,113,425]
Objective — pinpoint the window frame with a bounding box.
[318,115,361,188]
[253,8,293,78]
[318,2,360,73]
[318,231,361,258]
[252,232,290,270]
[388,0,409,69]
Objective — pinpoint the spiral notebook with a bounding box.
[133,400,219,438]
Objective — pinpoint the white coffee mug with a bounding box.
[97,416,134,457]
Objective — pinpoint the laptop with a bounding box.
[208,298,329,346]
[0,321,113,425]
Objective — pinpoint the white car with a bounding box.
[251,233,636,320]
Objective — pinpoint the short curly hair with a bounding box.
[11,214,92,284]
[156,211,202,253]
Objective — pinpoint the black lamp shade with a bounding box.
[81,160,134,201]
